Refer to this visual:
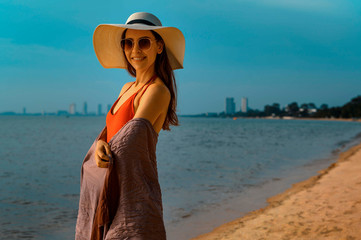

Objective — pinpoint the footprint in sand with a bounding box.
[301,227,311,235]
[320,226,343,235]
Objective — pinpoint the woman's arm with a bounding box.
[98,127,107,142]
[133,83,171,126]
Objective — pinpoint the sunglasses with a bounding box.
[120,37,157,51]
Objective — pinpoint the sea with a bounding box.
[1,116,361,240]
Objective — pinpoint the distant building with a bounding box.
[241,97,248,113]
[300,108,317,115]
[23,107,26,115]
[285,104,290,113]
[83,102,88,115]
[225,97,235,114]
[98,104,102,116]
[69,103,76,115]
[308,108,317,114]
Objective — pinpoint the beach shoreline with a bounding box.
[191,140,361,240]
[166,151,341,240]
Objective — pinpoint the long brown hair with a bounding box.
[121,29,179,130]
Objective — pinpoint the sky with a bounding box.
[1,0,361,114]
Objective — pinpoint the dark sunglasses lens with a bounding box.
[139,38,151,50]
[121,39,133,50]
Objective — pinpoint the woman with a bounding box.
[75,12,185,240]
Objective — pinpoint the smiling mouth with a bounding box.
[132,57,146,61]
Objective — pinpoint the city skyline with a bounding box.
[0,101,112,116]
[2,95,357,116]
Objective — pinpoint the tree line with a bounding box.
[222,95,361,119]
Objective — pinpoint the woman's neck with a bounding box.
[134,67,156,87]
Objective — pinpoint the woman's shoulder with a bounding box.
[117,81,135,98]
[152,77,170,92]
[123,81,134,89]
[134,77,171,121]
[148,77,171,99]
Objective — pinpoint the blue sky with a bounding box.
[1,0,361,114]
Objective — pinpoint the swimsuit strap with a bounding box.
[117,75,157,103]
[119,82,136,99]
[136,75,157,101]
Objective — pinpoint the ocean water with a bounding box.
[0,116,361,239]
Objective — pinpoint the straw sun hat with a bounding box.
[93,12,185,70]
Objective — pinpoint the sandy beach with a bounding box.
[192,141,361,240]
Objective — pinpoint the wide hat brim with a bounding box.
[93,24,185,70]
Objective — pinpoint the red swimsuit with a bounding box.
[105,76,156,142]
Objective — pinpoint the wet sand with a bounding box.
[192,142,361,240]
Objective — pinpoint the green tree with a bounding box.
[320,104,328,110]
[308,103,317,109]
[287,102,299,116]
[341,95,361,118]
[264,103,281,116]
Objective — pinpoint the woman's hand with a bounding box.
[95,140,112,168]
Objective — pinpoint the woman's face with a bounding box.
[123,29,163,73]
